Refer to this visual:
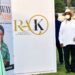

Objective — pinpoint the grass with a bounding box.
[36,63,75,75]
[35,50,75,75]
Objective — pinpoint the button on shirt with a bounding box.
[59,19,75,46]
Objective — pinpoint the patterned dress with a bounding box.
[1,42,10,64]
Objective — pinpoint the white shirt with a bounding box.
[59,19,75,46]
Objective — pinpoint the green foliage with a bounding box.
[55,0,66,13]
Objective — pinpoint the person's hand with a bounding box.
[73,38,75,42]
[60,43,63,48]
[4,60,9,65]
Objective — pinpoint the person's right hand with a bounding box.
[4,60,10,66]
[60,43,63,48]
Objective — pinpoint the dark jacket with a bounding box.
[55,20,61,43]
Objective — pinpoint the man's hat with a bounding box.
[63,9,73,17]
[65,9,71,13]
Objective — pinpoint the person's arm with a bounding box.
[73,21,75,42]
[59,22,64,47]
[4,44,10,66]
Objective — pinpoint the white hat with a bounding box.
[63,8,73,16]
[65,9,71,13]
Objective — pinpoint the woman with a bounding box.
[59,9,75,73]
[0,25,10,67]
[0,25,7,75]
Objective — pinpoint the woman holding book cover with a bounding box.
[0,25,10,68]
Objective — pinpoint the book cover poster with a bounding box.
[0,0,14,75]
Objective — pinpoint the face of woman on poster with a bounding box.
[0,30,4,43]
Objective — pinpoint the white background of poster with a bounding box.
[11,0,56,74]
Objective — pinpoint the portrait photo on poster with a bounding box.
[0,0,14,75]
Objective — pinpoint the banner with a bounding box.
[12,0,56,74]
[0,0,14,75]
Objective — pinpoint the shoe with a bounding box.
[71,69,75,73]
[60,62,63,65]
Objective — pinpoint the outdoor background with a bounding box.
[36,0,75,75]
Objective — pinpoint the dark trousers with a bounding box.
[56,41,63,64]
[63,45,75,71]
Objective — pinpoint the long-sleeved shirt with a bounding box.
[59,19,75,46]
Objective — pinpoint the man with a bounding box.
[59,9,75,73]
[55,14,63,64]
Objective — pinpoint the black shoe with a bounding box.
[60,62,63,65]
[71,69,75,73]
